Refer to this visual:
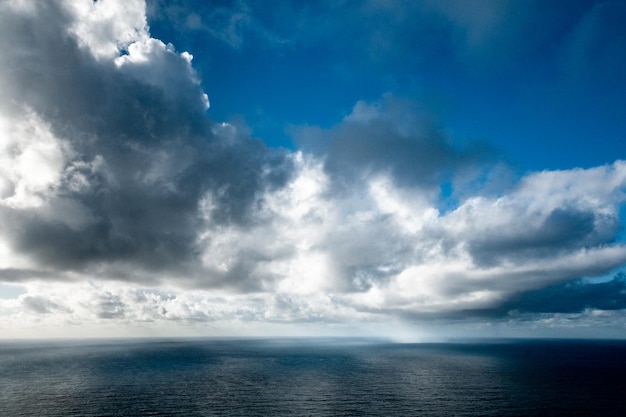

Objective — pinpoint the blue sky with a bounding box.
[149,0,626,170]
[0,0,625,339]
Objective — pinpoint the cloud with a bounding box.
[147,0,290,50]
[193,149,626,318]
[291,95,497,192]
[1,0,626,336]
[457,165,626,270]
[0,0,293,282]
[22,295,72,315]
[502,273,626,315]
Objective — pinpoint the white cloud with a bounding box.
[114,37,209,109]
[1,0,626,337]
[0,111,68,208]
[64,0,149,60]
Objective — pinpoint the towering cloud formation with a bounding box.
[0,0,291,282]
[0,0,625,337]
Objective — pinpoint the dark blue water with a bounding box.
[1,338,625,416]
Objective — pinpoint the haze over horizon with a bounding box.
[1,0,626,340]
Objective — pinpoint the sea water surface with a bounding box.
[1,338,625,416]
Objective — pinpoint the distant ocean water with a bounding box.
[0,338,625,416]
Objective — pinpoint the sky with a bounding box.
[0,0,626,340]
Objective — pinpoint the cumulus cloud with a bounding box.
[502,273,626,315]
[0,0,292,282]
[1,0,626,336]
[292,95,496,192]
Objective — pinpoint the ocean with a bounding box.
[0,338,624,416]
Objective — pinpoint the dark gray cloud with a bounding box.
[468,207,615,267]
[22,296,71,315]
[0,268,60,283]
[0,0,293,280]
[97,292,127,319]
[364,272,626,322]
[1,0,626,336]
[502,273,626,315]
[292,96,497,193]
